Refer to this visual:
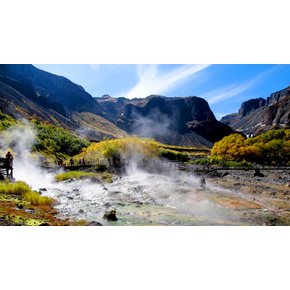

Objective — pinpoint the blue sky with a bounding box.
[34,64,290,120]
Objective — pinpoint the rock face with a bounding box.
[97,95,234,146]
[0,65,102,115]
[0,64,127,140]
[221,86,290,135]
[238,98,266,117]
[0,64,233,146]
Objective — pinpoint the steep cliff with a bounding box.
[221,86,290,135]
[97,95,234,147]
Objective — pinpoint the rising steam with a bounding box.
[0,121,55,189]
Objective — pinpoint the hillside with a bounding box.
[0,64,233,147]
[221,86,290,135]
[97,94,233,147]
[0,65,127,141]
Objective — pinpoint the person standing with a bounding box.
[5,151,13,176]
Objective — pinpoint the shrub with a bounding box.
[0,111,17,132]
[79,137,160,162]
[0,181,32,195]
[32,121,90,159]
[159,148,189,162]
[0,181,54,206]
[211,129,290,164]
[23,191,54,206]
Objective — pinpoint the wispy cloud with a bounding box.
[123,64,211,99]
[202,65,281,105]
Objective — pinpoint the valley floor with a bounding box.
[206,169,290,225]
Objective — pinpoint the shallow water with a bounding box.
[44,170,260,226]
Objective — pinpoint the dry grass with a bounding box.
[22,191,54,206]
[0,181,32,195]
[55,171,97,182]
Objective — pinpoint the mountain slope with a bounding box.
[0,64,102,115]
[0,64,233,147]
[221,86,290,135]
[97,95,234,147]
[0,65,127,140]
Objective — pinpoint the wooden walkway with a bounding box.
[0,157,13,179]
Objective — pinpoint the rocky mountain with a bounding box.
[0,64,234,147]
[97,94,234,147]
[0,65,126,140]
[221,86,290,135]
[0,64,102,115]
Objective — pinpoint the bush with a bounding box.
[0,181,54,206]
[32,121,90,159]
[23,191,54,206]
[211,129,290,164]
[0,111,17,132]
[79,137,160,162]
[0,181,32,195]
[159,148,189,162]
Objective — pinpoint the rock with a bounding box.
[104,202,112,208]
[73,189,79,192]
[254,168,264,177]
[39,222,51,226]
[17,205,24,209]
[103,209,118,221]
[90,177,101,183]
[233,182,241,186]
[207,170,222,177]
[88,221,103,226]
[199,177,206,188]
[222,172,230,177]
[24,208,35,213]
[39,188,47,191]
[79,209,84,214]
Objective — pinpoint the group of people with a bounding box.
[69,157,86,167]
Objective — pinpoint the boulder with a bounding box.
[103,209,118,221]
[254,168,264,177]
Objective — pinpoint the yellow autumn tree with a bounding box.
[211,133,246,161]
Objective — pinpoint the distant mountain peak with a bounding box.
[221,85,290,135]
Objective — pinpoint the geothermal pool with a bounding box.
[43,169,261,226]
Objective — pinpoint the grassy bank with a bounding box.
[0,180,71,226]
[55,171,113,183]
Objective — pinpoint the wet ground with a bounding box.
[43,167,290,226]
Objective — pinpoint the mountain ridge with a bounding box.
[221,86,290,135]
[97,94,233,146]
[0,64,234,147]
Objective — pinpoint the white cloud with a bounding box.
[202,65,281,105]
[123,64,211,99]
[89,64,101,71]
[203,82,254,105]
